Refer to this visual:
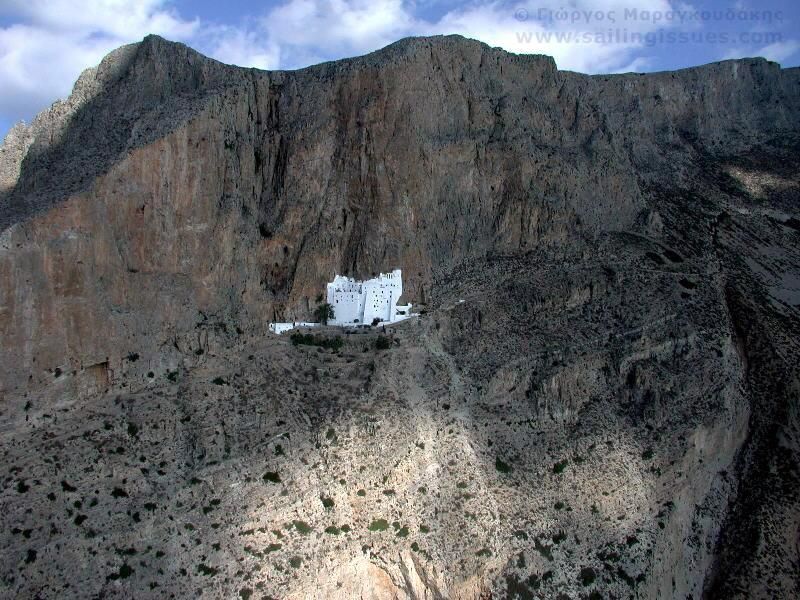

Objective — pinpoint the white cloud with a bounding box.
[0,0,197,38]
[261,0,418,67]
[0,0,198,127]
[757,40,800,64]
[200,25,280,70]
[427,0,683,74]
[723,39,799,65]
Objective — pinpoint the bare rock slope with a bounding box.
[0,35,799,598]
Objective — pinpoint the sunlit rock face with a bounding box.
[0,35,799,599]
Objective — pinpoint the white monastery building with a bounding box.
[327,269,412,326]
[269,269,414,334]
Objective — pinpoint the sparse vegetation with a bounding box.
[580,567,597,586]
[368,519,390,531]
[107,563,134,581]
[313,303,335,325]
[292,520,312,535]
[197,563,218,576]
[263,472,281,484]
[290,333,343,350]
[495,457,512,473]
[534,537,553,561]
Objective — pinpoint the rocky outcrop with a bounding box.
[0,35,799,598]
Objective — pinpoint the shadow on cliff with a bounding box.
[0,35,244,233]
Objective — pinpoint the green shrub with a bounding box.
[106,563,134,581]
[553,460,569,474]
[368,519,389,532]
[197,563,218,576]
[580,567,596,586]
[292,520,312,535]
[534,537,553,561]
[263,472,281,484]
[313,303,335,325]
[321,496,335,509]
[290,333,343,350]
[495,458,512,473]
[375,336,392,350]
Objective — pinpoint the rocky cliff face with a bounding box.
[0,35,798,599]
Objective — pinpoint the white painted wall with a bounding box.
[328,269,407,326]
[269,322,319,335]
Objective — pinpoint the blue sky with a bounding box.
[1,1,798,140]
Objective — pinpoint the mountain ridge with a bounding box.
[0,34,798,599]
[2,34,799,233]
